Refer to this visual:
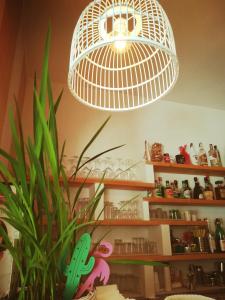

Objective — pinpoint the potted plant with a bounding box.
[0,29,123,300]
[0,29,165,300]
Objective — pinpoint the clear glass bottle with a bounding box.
[214,145,222,166]
[189,143,198,165]
[198,143,208,166]
[215,218,225,252]
[204,218,216,253]
[208,144,218,166]
[144,140,150,162]
[193,177,204,199]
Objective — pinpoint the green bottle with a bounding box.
[215,218,225,252]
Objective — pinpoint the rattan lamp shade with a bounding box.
[68,0,179,111]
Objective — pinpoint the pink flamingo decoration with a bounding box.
[75,241,113,298]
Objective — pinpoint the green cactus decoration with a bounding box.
[63,233,95,300]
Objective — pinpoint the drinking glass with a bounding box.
[79,156,91,177]
[104,157,115,178]
[65,155,79,176]
[115,158,124,179]
[126,159,136,181]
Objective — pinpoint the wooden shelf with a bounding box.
[61,177,154,190]
[97,219,207,226]
[148,161,225,176]
[157,285,225,297]
[145,197,225,206]
[108,253,225,262]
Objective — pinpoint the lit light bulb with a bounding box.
[114,38,127,51]
[113,17,128,52]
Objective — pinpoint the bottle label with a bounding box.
[220,240,225,251]
[199,153,208,165]
[199,193,204,199]
[209,156,218,166]
[165,189,173,198]
[154,188,162,198]
[184,190,191,199]
[220,189,225,199]
[209,238,216,253]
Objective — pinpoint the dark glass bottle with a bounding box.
[153,179,162,198]
[165,180,173,198]
[153,177,164,198]
[203,176,214,200]
[193,177,204,199]
[215,181,225,200]
[173,180,180,198]
[183,180,192,199]
[215,218,225,252]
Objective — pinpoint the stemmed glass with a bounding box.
[65,155,79,177]
[79,156,91,177]
[115,158,124,179]
[126,159,136,180]
[104,157,114,179]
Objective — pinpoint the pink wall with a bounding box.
[0,0,23,148]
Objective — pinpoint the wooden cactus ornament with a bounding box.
[63,233,95,300]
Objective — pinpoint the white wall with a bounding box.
[22,78,225,166]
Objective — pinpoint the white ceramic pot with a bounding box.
[165,295,215,300]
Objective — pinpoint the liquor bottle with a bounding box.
[173,180,180,198]
[204,218,216,253]
[214,145,222,166]
[181,180,192,199]
[208,144,218,166]
[165,180,173,198]
[215,181,225,200]
[158,177,165,197]
[189,143,198,165]
[193,177,204,199]
[215,218,225,252]
[153,179,161,198]
[198,143,208,166]
[153,177,164,198]
[203,176,214,200]
[144,140,150,162]
[217,262,225,285]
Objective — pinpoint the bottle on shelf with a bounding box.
[198,143,208,166]
[189,143,198,165]
[203,176,214,200]
[215,218,225,252]
[165,180,173,198]
[204,218,216,253]
[144,140,150,162]
[193,177,204,199]
[173,180,180,198]
[214,145,222,166]
[208,144,218,167]
[153,177,164,198]
[215,181,225,200]
[181,180,192,199]
[217,261,225,285]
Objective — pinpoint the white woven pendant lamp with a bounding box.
[68,0,179,111]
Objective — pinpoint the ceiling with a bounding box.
[21,0,225,110]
